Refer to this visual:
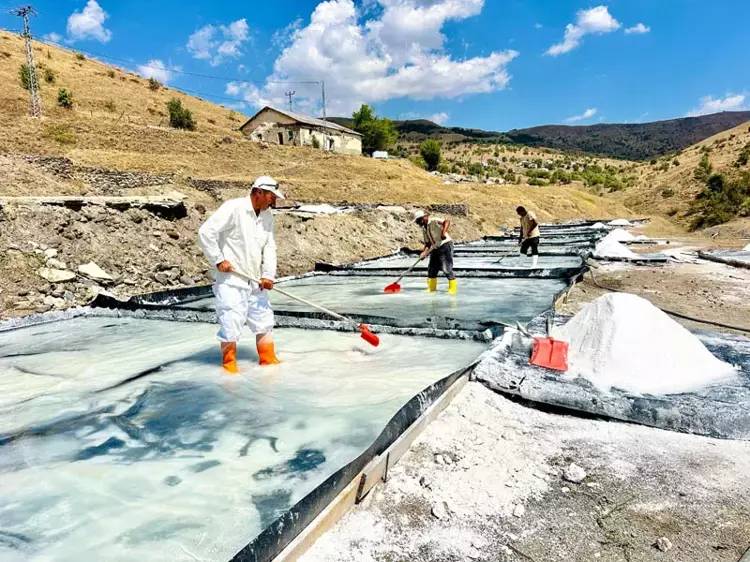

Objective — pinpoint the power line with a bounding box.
[0,27,329,117]
[12,5,41,117]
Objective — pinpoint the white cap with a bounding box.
[252,175,285,200]
[412,209,426,222]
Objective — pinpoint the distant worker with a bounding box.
[413,210,457,295]
[198,176,285,373]
[516,206,540,268]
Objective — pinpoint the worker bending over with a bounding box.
[413,210,457,294]
[198,176,284,373]
[516,205,540,268]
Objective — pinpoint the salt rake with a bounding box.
[384,250,431,294]
[232,268,380,347]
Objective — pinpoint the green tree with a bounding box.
[166,98,196,130]
[694,153,712,182]
[351,104,397,154]
[419,139,441,171]
[57,88,73,109]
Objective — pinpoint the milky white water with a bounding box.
[0,317,483,561]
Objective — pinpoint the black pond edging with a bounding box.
[698,250,750,270]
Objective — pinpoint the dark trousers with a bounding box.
[428,242,455,279]
[520,236,540,256]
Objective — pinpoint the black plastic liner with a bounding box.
[697,250,750,270]
[229,363,474,562]
[474,315,750,440]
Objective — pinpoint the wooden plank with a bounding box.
[273,372,470,562]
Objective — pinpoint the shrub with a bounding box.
[419,139,441,171]
[18,63,31,90]
[736,143,750,167]
[437,162,451,174]
[57,88,73,109]
[148,77,161,91]
[166,98,196,130]
[661,188,675,198]
[311,136,321,149]
[103,100,116,112]
[43,68,55,83]
[43,124,76,145]
[467,162,483,176]
[409,155,427,170]
[690,172,750,229]
[107,69,115,78]
[76,53,85,61]
[528,177,547,186]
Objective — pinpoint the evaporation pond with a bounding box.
[272,276,566,326]
[0,316,484,561]
[352,254,583,270]
[182,276,567,326]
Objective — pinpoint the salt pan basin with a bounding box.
[351,254,583,270]
[0,317,484,561]
[272,276,567,327]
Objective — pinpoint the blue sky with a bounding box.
[1,0,748,130]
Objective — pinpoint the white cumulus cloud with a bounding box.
[687,94,747,117]
[625,22,650,34]
[229,0,518,116]
[187,18,250,66]
[66,0,112,43]
[43,32,63,43]
[430,112,450,125]
[565,108,598,123]
[136,59,173,84]
[546,5,620,56]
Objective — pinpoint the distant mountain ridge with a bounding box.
[329,111,750,160]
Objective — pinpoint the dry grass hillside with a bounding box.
[0,30,629,227]
[619,120,750,231]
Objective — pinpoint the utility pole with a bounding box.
[13,5,42,118]
[320,80,327,120]
[285,90,296,112]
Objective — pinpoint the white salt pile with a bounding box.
[608,218,632,226]
[743,243,750,251]
[591,222,607,230]
[553,293,737,395]
[608,228,636,242]
[593,231,639,259]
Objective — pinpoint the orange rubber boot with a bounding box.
[221,342,239,374]
[257,340,281,366]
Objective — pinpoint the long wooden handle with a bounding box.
[230,268,356,326]
[392,255,425,284]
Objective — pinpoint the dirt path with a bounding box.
[302,383,750,562]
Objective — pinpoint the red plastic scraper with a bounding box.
[529,337,569,372]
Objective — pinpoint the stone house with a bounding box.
[239,106,362,156]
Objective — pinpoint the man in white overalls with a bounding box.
[198,176,284,373]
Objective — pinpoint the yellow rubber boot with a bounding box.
[448,279,458,295]
[257,340,281,366]
[426,277,438,292]
[221,342,239,374]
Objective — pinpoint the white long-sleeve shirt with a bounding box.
[198,197,277,289]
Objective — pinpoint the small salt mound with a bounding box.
[608,228,636,242]
[591,222,607,230]
[553,293,737,395]
[744,243,750,251]
[634,235,651,241]
[608,218,632,226]
[593,231,639,259]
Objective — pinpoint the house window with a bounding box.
[327,137,335,150]
[288,130,294,142]
[277,132,284,145]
